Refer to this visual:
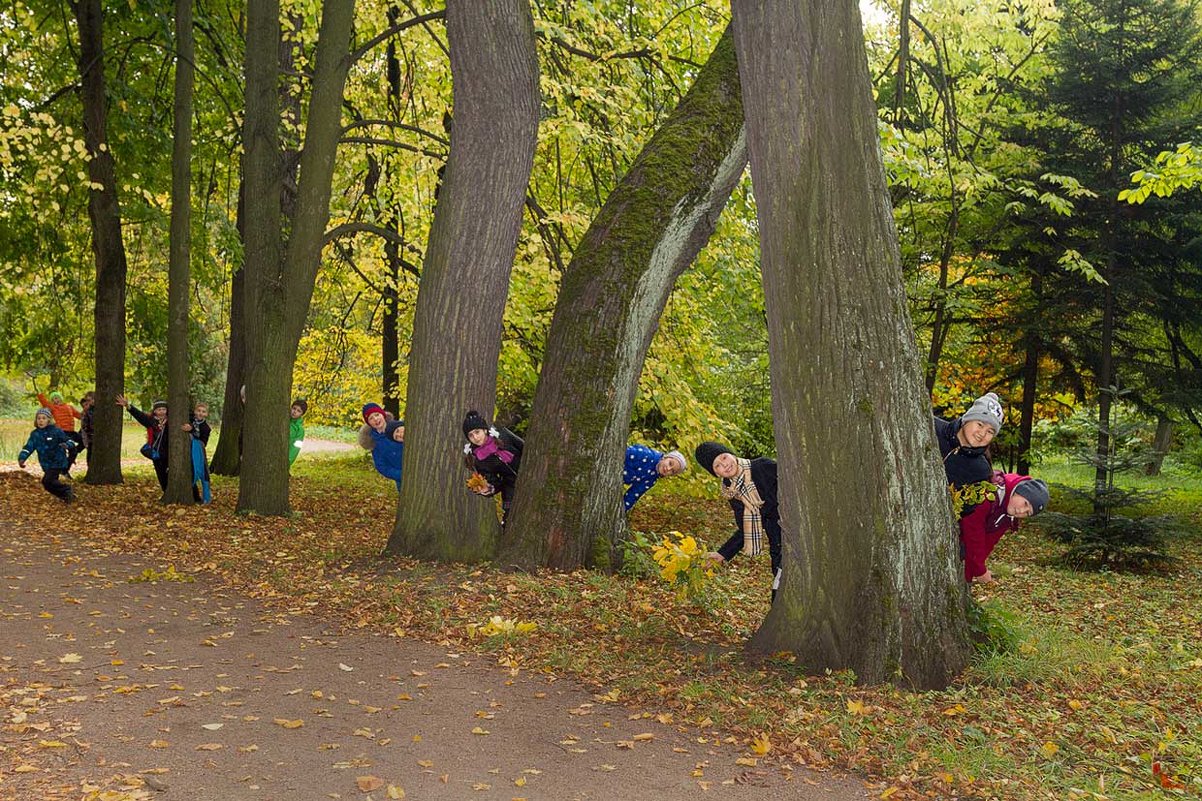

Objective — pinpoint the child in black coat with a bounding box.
[694,441,782,600]
[462,410,523,524]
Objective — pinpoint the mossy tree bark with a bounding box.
[384,0,540,562]
[498,27,747,570]
[730,0,971,688]
[164,0,195,505]
[238,0,356,515]
[73,0,127,486]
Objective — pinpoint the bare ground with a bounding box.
[0,519,867,801]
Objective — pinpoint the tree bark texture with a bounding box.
[1145,415,1173,476]
[730,0,971,688]
[385,0,540,562]
[74,0,127,486]
[209,262,246,475]
[499,27,747,571]
[165,0,195,504]
[383,235,401,417]
[238,0,356,515]
[238,0,284,511]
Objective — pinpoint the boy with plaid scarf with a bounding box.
[695,441,782,600]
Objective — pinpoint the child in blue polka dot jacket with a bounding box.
[622,444,688,511]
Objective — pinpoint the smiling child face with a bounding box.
[712,452,739,479]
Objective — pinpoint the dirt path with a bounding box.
[0,523,866,801]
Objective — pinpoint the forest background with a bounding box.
[2,0,1201,478]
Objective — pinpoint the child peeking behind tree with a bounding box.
[694,441,782,601]
[289,399,307,467]
[462,410,523,524]
[959,471,1049,583]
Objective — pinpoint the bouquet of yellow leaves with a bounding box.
[465,471,493,494]
[651,531,712,602]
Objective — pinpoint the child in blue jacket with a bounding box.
[18,408,77,503]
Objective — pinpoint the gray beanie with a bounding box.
[663,450,688,472]
[1013,478,1049,514]
[960,392,1004,434]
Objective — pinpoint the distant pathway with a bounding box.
[0,521,867,801]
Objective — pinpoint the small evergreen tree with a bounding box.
[1039,388,1177,570]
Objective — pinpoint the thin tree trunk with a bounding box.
[731,0,971,689]
[239,0,357,515]
[384,0,540,562]
[165,0,195,504]
[209,265,246,475]
[383,234,401,417]
[238,0,284,509]
[1145,415,1173,476]
[74,0,127,486]
[1017,269,1043,475]
[499,26,747,571]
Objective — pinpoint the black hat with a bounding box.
[1013,478,1050,514]
[292,398,308,414]
[462,410,490,439]
[694,441,734,477]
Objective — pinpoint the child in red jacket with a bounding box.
[959,471,1049,582]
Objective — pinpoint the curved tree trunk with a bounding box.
[499,26,747,571]
[238,0,356,515]
[74,0,127,486]
[165,0,195,504]
[384,0,540,562]
[731,0,971,689]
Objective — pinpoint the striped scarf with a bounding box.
[720,457,765,556]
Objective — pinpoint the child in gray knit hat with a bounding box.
[933,392,1005,516]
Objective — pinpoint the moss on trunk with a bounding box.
[499,26,747,570]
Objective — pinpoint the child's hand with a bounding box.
[704,551,725,566]
[115,394,129,407]
[181,423,192,432]
[976,569,995,584]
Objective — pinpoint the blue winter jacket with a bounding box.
[371,424,404,488]
[19,425,75,470]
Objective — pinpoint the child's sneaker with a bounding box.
[63,487,76,504]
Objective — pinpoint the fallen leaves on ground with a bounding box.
[3,467,1200,800]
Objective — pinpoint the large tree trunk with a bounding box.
[730,0,971,689]
[238,0,357,515]
[165,0,195,504]
[499,27,747,571]
[74,0,127,486]
[384,0,540,562]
